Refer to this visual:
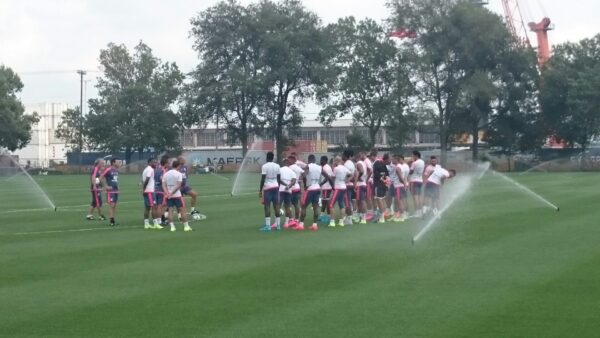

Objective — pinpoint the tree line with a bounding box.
[1,0,599,166]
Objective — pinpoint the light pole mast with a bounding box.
[76,70,86,170]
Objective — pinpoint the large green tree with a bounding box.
[389,0,534,163]
[0,66,39,151]
[55,107,89,153]
[257,0,332,160]
[184,0,268,156]
[541,34,600,160]
[484,46,541,170]
[87,42,183,164]
[318,17,410,148]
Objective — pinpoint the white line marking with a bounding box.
[210,173,231,181]
[1,226,139,236]
[0,192,256,214]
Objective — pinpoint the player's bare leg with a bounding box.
[178,205,192,232]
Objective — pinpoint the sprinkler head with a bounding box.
[556,206,560,212]
[54,207,57,212]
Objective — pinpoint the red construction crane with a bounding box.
[500,0,552,67]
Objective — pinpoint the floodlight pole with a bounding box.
[77,70,86,172]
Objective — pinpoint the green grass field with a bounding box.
[1,171,599,337]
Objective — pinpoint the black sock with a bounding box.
[110,217,115,223]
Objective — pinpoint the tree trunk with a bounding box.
[472,123,479,161]
[439,127,448,167]
[507,155,512,172]
[241,138,248,158]
[276,129,285,164]
[125,147,132,173]
[369,127,377,149]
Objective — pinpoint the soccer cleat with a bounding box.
[378,218,386,224]
[154,224,164,230]
[144,224,153,230]
[283,223,291,229]
[352,215,360,223]
[260,225,272,232]
[295,224,305,231]
[309,223,319,231]
[337,220,345,227]
[98,215,106,221]
[184,225,193,232]
[328,221,336,228]
[86,215,94,221]
[170,226,176,232]
[360,219,367,224]
[271,223,278,230]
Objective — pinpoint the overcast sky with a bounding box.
[1,0,599,115]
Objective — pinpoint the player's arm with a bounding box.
[142,172,151,191]
[277,174,283,187]
[366,164,372,182]
[357,163,364,183]
[302,173,308,190]
[259,174,266,197]
[395,166,403,183]
[289,177,297,190]
[100,168,111,190]
[90,168,98,188]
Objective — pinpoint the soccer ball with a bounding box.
[192,213,202,221]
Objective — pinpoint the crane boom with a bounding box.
[500,0,531,47]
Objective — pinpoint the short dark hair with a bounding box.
[413,150,421,158]
[382,153,390,161]
[370,149,378,157]
[398,154,405,160]
[266,152,274,162]
[147,157,156,164]
[160,155,169,166]
[171,160,180,168]
[430,156,437,160]
[308,154,316,163]
[343,149,354,159]
[320,156,328,165]
[110,158,118,165]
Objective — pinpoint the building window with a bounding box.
[321,129,350,145]
[420,133,440,144]
[300,130,317,140]
[183,131,195,147]
[197,132,216,147]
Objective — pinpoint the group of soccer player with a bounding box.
[86,155,202,231]
[259,149,456,232]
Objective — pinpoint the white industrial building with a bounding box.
[12,102,71,168]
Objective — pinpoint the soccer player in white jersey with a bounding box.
[408,150,426,217]
[355,155,368,224]
[288,155,305,226]
[141,158,161,230]
[319,156,334,220]
[424,166,456,215]
[398,155,411,221]
[422,156,439,214]
[366,149,378,220]
[279,158,298,229]
[389,155,406,222]
[299,154,322,231]
[259,152,282,232]
[162,160,192,232]
[328,156,352,227]
[342,150,356,225]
